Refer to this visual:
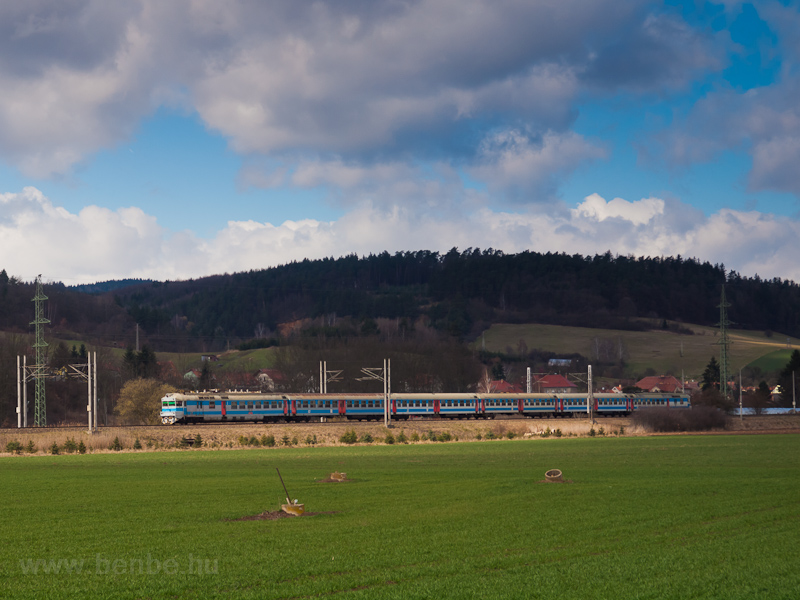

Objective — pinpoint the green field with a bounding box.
[478,323,800,379]
[1,436,798,599]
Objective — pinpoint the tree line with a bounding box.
[4,252,800,353]
[108,250,800,350]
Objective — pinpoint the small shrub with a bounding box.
[410,432,420,442]
[26,440,37,454]
[485,431,496,440]
[281,434,291,446]
[64,438,78,453]
[540,427,551,438]
[249,435,260,447]
[588,427,596,437]
[619,426,625,436]
[439,431,452,442]
[194,433,203,447]
[78,441,87,454]
[110,437,123,451]
[262,434,276,447]
[475,433,482,440]
[598,427,605,436]
[396,430,408,444]
[426,430,437,442]
[5,440,23,454]
[554,429,562,438]
[632,406,729,432]
[133,438,142,450]
[384,431,395,445]
[146,439,154,448]
[237,435,248,446]
[340,430,358,444]
[304,434,316,445]
[359,433,374,444]
[291,436,299,446]
[505,431,516,440]
[50,442,60,455]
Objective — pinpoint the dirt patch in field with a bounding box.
[226,510,338,521]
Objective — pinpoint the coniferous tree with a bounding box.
[701,357,720,391]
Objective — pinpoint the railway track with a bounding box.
[1,414,627,433]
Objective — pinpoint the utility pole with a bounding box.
[739,369,743,423]
[319,361,342,394]
[358,360,391,427]
[716,284,732,403]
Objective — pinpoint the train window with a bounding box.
[209,401,216,409]
[177,401,184,407]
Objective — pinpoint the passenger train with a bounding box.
[160,391,691,424]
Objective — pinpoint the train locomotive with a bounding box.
[160,391,690,424]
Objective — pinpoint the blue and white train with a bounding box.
[160,391,690,424]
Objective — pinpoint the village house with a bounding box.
[532,374,577,394]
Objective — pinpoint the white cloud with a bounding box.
[0,0,714,179]
[4,187,800,285]
[471,130,607,200]
[573,193,664,226]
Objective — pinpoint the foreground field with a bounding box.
[1,434,798,599]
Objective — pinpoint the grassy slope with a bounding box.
[157,347,278,375]
[478,323,800,379]
[1,435,798,599]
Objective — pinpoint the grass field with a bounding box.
[1,434,798,599]
[478,322,800,380]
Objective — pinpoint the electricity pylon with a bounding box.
[30,275,49,427]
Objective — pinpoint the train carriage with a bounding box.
[161,390,691,424]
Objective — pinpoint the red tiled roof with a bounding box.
[635,375,683,393]
[489,380,523,393]
[533,374,577,389]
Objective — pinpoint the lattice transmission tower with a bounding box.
[716,284,732,401]
[30,275,50,427]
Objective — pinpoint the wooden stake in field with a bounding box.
[276,468,305,516]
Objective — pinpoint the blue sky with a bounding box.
[1,0,800,284]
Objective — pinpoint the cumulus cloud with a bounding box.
[573,194,664,226]
[0,0,717,183]
[649,2,800,197]
[472,130,607,200]
[4,187,800,285]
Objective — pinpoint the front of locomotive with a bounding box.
[160,393,186,424]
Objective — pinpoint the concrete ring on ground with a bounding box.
[545,469,563,482]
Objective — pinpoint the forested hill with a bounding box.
[2,251,799,349]
[110,250,799,345]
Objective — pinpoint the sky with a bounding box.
[1,0,800,285]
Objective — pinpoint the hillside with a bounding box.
[3,250,800,356]
[479,322,800,381]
